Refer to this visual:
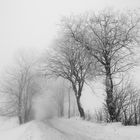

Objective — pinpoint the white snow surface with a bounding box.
[0,117,140,140]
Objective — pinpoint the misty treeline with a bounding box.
[0,9,140,125]
[0,54,79,124]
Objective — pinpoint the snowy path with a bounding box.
[0,119,93,140]
[21,119,94,140]
[0,118,140,140]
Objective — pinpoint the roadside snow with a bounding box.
[0,117,140,140]
[0,117,19,131]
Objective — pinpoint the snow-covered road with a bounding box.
[0,117,140,140]
[21,119,94,140]
[0,118,93,140]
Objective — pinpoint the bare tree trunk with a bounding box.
[134,105,137,125]
[18,94,24,124]
[18,115,23,124]
[138,99,140,124]
[105,64,116,122]
[72,84,85,119]
[24,104,31,123]
[76,96,85,119]
[68,87,71,118]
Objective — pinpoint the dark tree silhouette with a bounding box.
[44,37,95,119]
[61,10,140,121]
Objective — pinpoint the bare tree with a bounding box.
[44,37,95,119]
[93,80,140,124]
[61,9,140,121]
[121,84,140,125]
[0,55,39,124]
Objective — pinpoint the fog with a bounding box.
[0,0,140,70]
[0,0,140,121]
[33,90,59,120]
[30,78,65,120]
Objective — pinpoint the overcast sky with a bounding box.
[0,0,140,69]
[0,0,140,111]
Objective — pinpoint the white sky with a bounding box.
[0,0,140,112]
[0,0,140,68]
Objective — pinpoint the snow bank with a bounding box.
[0,116,19,131]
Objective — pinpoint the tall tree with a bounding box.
[62,10,140,121]
[44,37,95,119]
[0,55,39,124]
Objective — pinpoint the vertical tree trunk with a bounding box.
[138,99,140,124]
[18,96,24,124]
[105,64,116,122]
[76,96,85,119]
[134,105,137,125]
[24,106,31,123]
[68,87,71,118]
[18,115,23,124]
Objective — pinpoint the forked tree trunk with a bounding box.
[72,84,85,119]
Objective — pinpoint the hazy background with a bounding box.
[0,0,140,114]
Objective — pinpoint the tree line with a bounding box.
[0,9,140,125]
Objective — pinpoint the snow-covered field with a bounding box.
[0,117,140,140]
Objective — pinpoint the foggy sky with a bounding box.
[0,0,140,70]
[0,0,140,112]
